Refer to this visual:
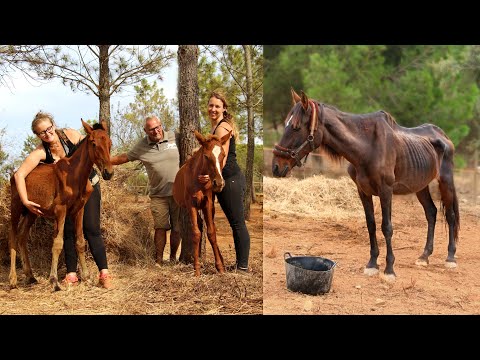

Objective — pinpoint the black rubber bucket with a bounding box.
[284,252,336,295]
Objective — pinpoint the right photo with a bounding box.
[263,45,480,315]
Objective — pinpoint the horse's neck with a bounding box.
[320,109,368,165]
[59,138,93,182]
[189,148,209,187]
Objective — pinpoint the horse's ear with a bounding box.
[81,118,93,135]
[300,90,309,111]
[291,88,301,104]
[220,130,232,145]
[194,130,205,145]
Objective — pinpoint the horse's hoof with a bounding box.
[445,261,457,269]
[415,258,429,267]
[364,267,379,276]
[9,284,18,290]
[53,284,62,292]
[381,273,396,283]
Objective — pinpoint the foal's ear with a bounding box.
[220,130,232,145]
[300,90,310,111]
[194,130,206,145]
[81,118,93,135]
[291,87,301,104]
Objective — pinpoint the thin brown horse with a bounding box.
[272,89,459,282]
[9,120,114,291]
[173,130,231,276]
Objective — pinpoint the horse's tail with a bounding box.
[435,138,460,243]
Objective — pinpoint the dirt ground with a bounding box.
[0,202,263,315]
[263,186,480,315]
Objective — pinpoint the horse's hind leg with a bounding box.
[203,201,225,274]
[415,186,437,266]
[17,214,38,285]
[438,159,459,268]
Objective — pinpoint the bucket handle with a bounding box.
[284,252,292,260]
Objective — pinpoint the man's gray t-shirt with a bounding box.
[127,130,179,197]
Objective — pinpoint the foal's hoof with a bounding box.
[364,267,379,276]
[445,260,457,269]
[415,258,429,267]
[380,273,396,283]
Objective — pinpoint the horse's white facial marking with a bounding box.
[286,114,294,128]
[212,145,224,181]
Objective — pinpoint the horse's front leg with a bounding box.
[357,190,380,276]
[203,199,225,274]
[349,165,379,276]
[189,207,201,276]
[50,207,67,291]
[379,185,395,282]
[415,186,437,266]
[73,207,89,281]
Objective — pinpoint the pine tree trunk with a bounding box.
[242,45,255,220]
[177,45,202,264]
[98,45,111,134]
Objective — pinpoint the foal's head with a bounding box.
[272,89,320,177]
[195,130,231,192]
[82,119,114,180]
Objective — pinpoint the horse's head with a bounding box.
[272,89,322,177]
[82,119,114,180]
[195,130,231,192]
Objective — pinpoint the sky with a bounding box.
[0,45,178,159]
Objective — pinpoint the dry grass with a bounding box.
[264,175,363,220]
[0,172,263,315]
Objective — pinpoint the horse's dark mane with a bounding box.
[319,143,343,163]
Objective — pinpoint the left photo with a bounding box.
[0,45,263,315]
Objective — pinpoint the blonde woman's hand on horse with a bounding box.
[198,175,210,184]
[24,200,44,215]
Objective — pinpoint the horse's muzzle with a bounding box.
[101,169,114,180]
[213,179,225,193]
[272,163,289,177]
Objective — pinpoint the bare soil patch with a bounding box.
[263,176,480,315]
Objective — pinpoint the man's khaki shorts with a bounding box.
[150,196,180,232]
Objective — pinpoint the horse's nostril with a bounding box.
[273,164,279,176]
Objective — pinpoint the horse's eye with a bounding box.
[292,127,300,132]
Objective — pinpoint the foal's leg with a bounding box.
[203,200,225,274]
[190,207,202,276]
[50,209,67,291]
[379,186,395,282]
[74,208,89,280]
[415,186,437,266]
[17,214,38,285]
